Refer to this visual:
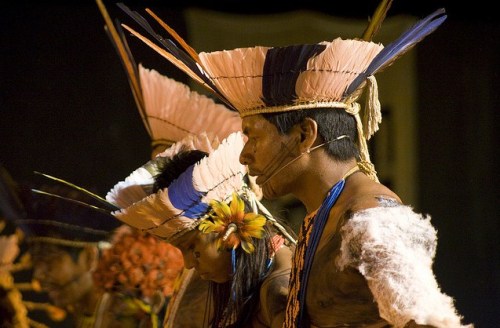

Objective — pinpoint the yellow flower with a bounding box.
[199,192,266,253]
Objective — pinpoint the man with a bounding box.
[117,5,474,328]
[202,10,473,328]
[15,182,121,328]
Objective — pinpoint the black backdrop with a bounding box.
[1,1,498,327]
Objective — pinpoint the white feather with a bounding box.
[192,132,247,204]
[105,167,154,208]
[199,47,269,113]
[296,38,383,103]
[139,65,242,145]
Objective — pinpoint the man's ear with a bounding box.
[297,117,318,153]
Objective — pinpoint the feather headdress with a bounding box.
[111,131,249,243]
[96,0,241,154]
[1,170,120,248]
[117,5,446,181]
[105,132,222,209]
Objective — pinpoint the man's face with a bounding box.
[31,244,93,308]
[240,115,300,199]
[172,230,232,284]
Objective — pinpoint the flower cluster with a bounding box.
[199,192,266,253]
[93,225,184,301]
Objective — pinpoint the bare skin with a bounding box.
[172,229,293,328]
[253,245,294,328]
[240,114,435,328]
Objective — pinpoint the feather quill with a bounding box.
[145,8,200,63]
[346,8,447,95]
[31,189,114,216]
[116,4,221,96]
[33,171,119,211]
[96,0,150,136]
[120,23,236,111]
[361,0,394,41]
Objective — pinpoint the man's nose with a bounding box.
[239,145,251,165]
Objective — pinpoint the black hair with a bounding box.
[262,108,359,161]
[211,201,276,328]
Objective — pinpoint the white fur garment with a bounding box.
[337,205,473,328]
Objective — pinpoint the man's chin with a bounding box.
[261,183,282,200]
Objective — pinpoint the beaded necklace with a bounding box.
[283,166,359,327]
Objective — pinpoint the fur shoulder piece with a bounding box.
[337,205,472,328]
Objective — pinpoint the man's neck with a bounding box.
[294,159,358,214]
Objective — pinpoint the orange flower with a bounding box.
[93,225,184,302]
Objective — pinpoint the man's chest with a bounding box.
[304,234,382,326]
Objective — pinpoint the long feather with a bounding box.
[31,189,114,216]
[346,8,447,95]
[121,24,236,111]
[145,8,200,63]
[33,171,119,211]
[361,0,394,41]
[96,0,150,136]
[116,3,236,110]
[120,24,205,86]
[116,4,206,85]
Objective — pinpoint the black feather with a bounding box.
[116,3,237,111]
[262,44,326,106]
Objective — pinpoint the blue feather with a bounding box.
[346,8,447,96]
[168,165,208,219]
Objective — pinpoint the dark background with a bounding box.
[1,1,498,327]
